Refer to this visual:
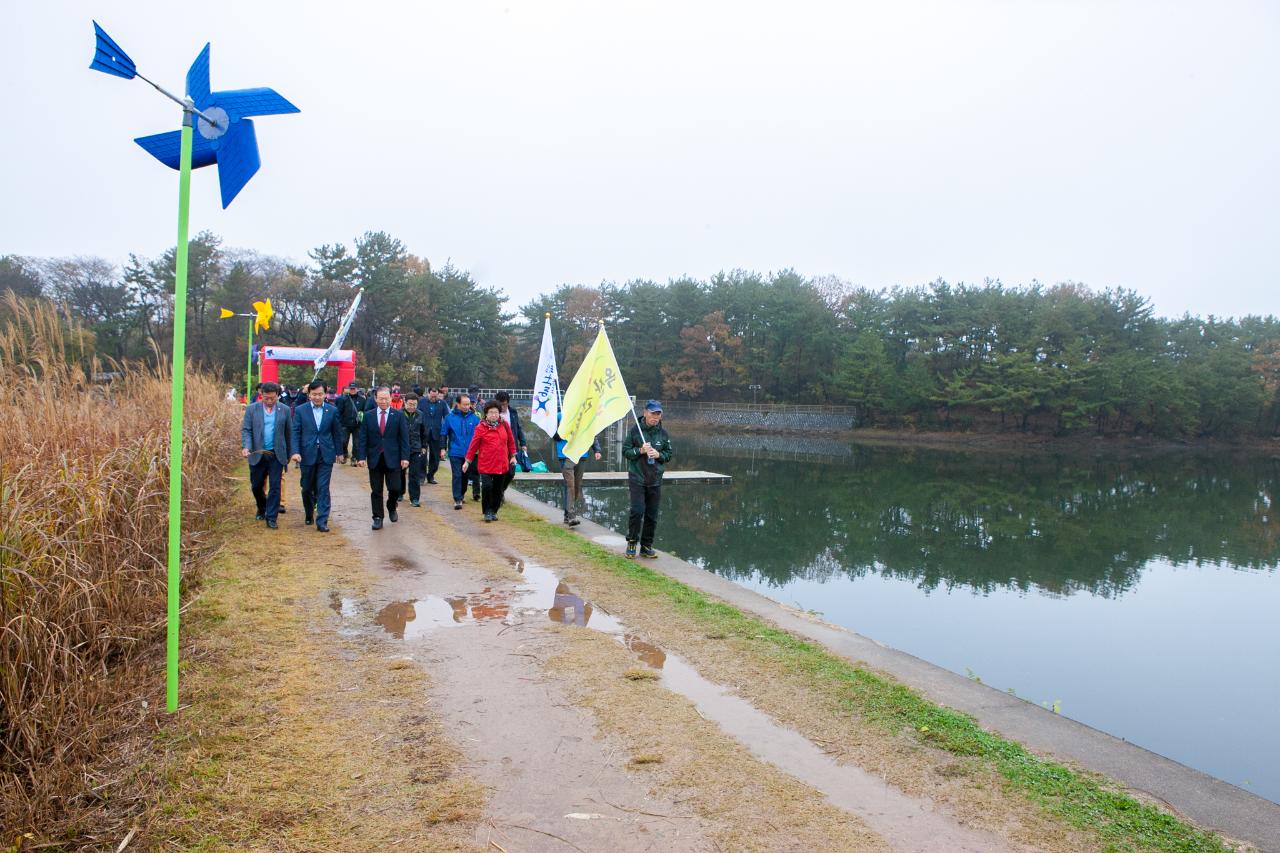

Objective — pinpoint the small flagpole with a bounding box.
[245,318,254,402]
[165,107,195,713]
[547,312,562,412]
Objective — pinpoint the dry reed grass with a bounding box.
[0,293,239,837]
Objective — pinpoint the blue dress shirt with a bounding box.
[263,405,276,451]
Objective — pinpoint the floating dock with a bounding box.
[515,470,731,484]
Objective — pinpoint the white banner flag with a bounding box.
[313,288,363,375]
[530,315,560,438]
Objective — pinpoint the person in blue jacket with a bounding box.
[442,393,481,510]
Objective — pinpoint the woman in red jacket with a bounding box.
[462,401,517,522]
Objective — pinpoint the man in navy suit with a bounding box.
[290,380,346,533]
[355,386,411,530]
[241,381,292,529]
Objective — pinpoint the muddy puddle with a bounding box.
[353,556,1008,851]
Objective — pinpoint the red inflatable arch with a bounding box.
[257,345,357,393]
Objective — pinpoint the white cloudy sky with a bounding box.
[2,1,1277,318]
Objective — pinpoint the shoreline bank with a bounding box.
[505,486,1280,851]
[682,423,1280,455]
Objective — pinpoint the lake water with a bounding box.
[518,431,1280,804]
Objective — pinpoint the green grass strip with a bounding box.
[512,512,1235,853]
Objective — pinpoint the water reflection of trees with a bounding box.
[538,439,1279,598]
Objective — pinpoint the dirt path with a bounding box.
[321,465,1023,852]
[325,480,712,851]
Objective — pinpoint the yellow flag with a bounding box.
[219,307,234,319]
[252,299,274,333]
[559,327,633,460]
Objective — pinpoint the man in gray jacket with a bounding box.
[241,381,292,528]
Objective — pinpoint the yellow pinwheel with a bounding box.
[253,299,274,333]
[219,307,234,319]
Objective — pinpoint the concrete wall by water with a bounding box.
[657,404,858,433]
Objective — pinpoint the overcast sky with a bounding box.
[3,1,1277,319]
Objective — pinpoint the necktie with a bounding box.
[379,409,386,435]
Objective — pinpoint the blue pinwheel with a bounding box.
[91,21,299,207]
[89,20,299,713]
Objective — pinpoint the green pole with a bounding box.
[246,319,254,402]
[166,111,194,713]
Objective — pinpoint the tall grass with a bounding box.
[0,294,239,836]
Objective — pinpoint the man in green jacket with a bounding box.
[622,400,674,559]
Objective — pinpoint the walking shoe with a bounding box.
[569,516,581,527]
[305,514,314,525]
[483,513,494,522]
[427,478,438,485]
[625,541,637,559]
[563,514,573,525]
[454,500,463,510]
[316,523,329,533]
[266,519,278,529]
[472,491,481,502]
[372,517,383,530]
[410,499,420,507]
[388,509,399,523]
[278,506,288,513]
[255,513,265,521]
[639,547,658,559]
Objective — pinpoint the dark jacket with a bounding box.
[290,402,345,466]
[355,406,411,469]
[335,392,361,428]
[421,398,449,441]
[499,405,527,449]
[403,409,429,455]
[622,422,673,484]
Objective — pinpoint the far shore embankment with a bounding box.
[655,401,1280,455]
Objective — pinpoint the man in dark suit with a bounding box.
[240,381,292,529]
[355,386,411,530]
[421,387,449,484]
[402,393,430,507]
[290,380,346,533]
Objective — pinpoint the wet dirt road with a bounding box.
[326,468,713,852]
[321,465,1023,853]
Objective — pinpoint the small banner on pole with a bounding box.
[558,326,633,460]
[530,315,560,438]
[314,288,363,376]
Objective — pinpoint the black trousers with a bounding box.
[406,452,426,502]
[342,425,358,459]
[426,437,442,481]
[480,472,509,516]
[368,460,402,519]
[627,480,661,548]
[248,455,283,520]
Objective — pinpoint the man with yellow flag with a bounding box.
[557,327,674,558]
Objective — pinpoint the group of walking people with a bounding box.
[240,380,675,558]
